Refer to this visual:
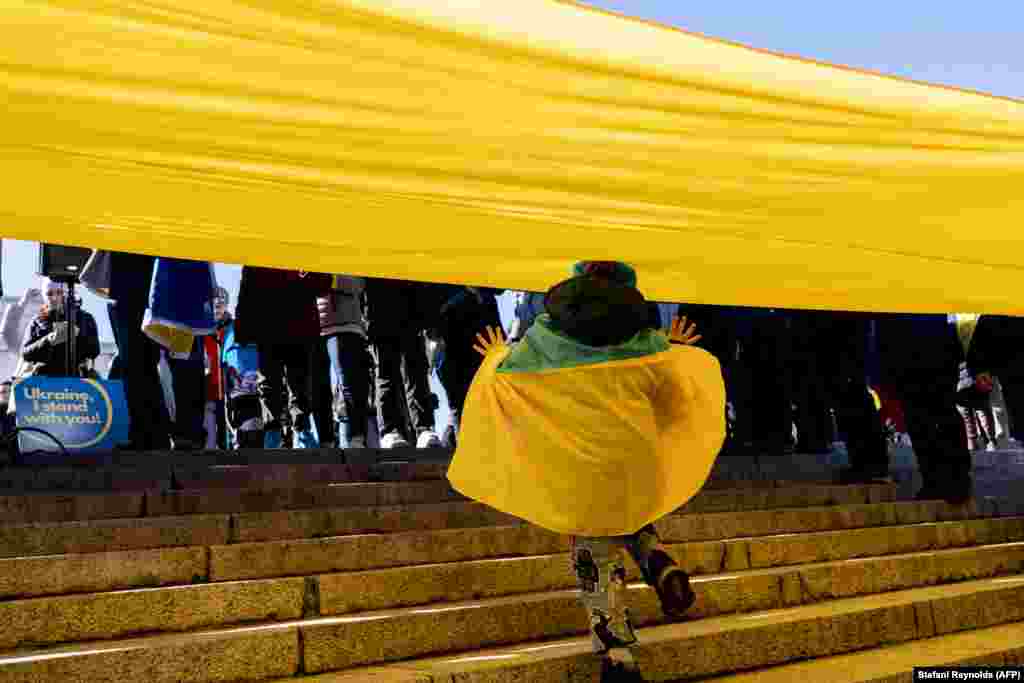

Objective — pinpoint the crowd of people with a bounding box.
[0,250,1020,504]
[0,252,505,455]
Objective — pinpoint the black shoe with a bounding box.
[646,549,696,620]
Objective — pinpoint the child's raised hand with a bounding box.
[473,325,507,357]
[667,316,702,346]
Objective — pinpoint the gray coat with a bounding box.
[318,276,367,338]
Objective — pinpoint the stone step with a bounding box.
[0,480,464,524]
[206,515,1024,584]
[4,511,1020,602]
[6,447,451,470]
[0,478,896,524]
[0,459,450,494]
[698,621,1024,682]
[5,575,1024,682]
[1,494,988,560]
[0,449,843,494]
[285,619,1024,682]
[297,576,1024,681]
[3,538,1024,653]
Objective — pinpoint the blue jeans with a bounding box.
[327,332,371,444]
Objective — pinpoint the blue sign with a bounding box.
[14,377,130,453]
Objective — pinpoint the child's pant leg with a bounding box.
[571,535,637,653]
[623,524,661,584]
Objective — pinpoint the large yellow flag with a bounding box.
[3,0,1023,312]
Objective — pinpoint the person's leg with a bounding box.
[373,336,409,447]
[990,378,1011,444]
[969,392,997,448]
[113,301,170,449]
[256,343,286,448]
[571,536,637,654]
[838,378,890,480]
[900,381,942,491]
[283,341,318,448]
[167,339,207,449]
[998,371,1024,442]
[311,338,335,447]
[203,401,218,449]
[623,523,695,619]
[400,330,439,445]
[903,379,972,502]
[958,402,979,451]
[337,333,371,446]
[934,389,973,500]
[227,394,264,449]
[438,340,479,426]
[215,399,228,449]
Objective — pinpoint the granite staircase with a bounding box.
[0,449,1022,682]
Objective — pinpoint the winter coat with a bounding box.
[432,287,502,348]
[108,252,157,308]
[318,276,367,338]
[967,315,1024,377]
[203,333,224,402]
[363,278,453,340]
[21,307,101,377]
[235,267,332,345]
[875,313,963,384]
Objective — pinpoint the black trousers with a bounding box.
[257,341,315,433]
[835,378,889,476]
[167,339,206,445]
[109,302,171,450]
[746,316,793,455]
[312,338,335,446]
[438,297,501,421]
[374,333,435,438]
[790,347,832,452]
[438,343,482,422]
[892,372,972,492]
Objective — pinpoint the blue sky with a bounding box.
[3,2,1019,422]
[585,1,1021,99]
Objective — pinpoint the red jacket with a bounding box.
[203,335,224,401]
[235,267,332,345]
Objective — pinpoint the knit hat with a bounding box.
[545,261,649,347]
[571,261,638,288]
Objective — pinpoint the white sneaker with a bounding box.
[380,431,410,449]
[986,442,998,452]
[416,431,443,449]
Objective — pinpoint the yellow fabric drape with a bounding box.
[3,1,1024,313]
[447,344,726,536]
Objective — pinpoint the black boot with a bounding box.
[645,549,696,620]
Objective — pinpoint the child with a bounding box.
[448,261,726,680]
